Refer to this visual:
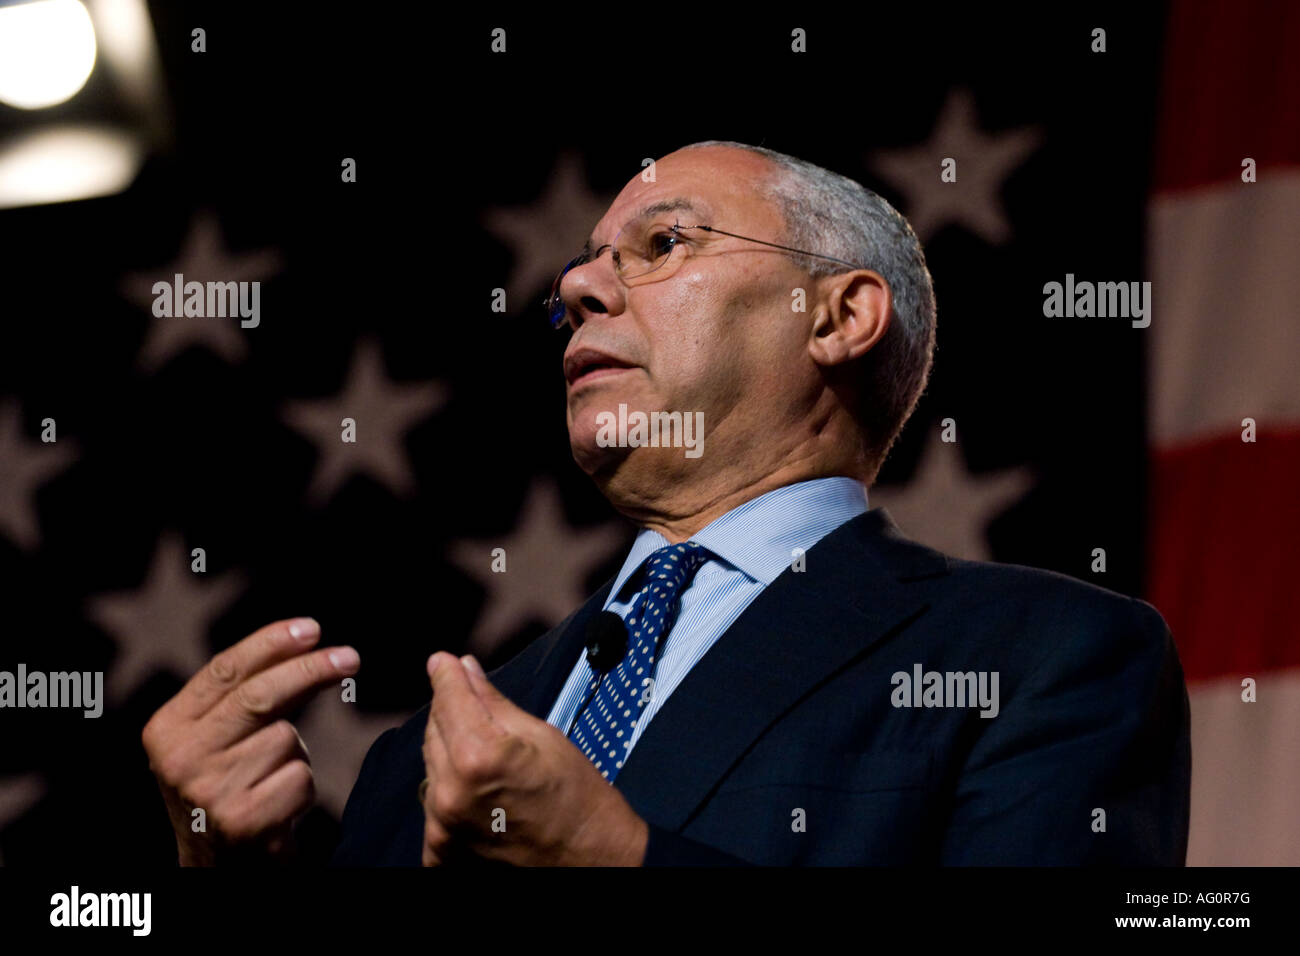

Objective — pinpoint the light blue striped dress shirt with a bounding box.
[544,476,869,756]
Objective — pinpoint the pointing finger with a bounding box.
[170,617,323,722]
[202,644,360,750]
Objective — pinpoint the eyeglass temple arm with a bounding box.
[680,224,863,270]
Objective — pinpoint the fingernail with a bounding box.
[288,617,319,643]
[461,654,484,678]
[329,647,360,673]
[427,653,442,677]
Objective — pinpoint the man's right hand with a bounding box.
[140,617,360,866]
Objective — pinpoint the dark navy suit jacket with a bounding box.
[330,508,1191,866]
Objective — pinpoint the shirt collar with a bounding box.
[604,476,869,604]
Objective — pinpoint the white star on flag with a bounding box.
[871,429,1034,561]
[294,695,406,819]
[450,477,628,656]
[281,337,448,506]
[483,152,617,312]
[0,399,78,550]
[871,88,1043,244]
[121,209,284,370]
[0,772,44,866]
[86,530,247,702]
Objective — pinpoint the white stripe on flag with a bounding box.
[1187,672,1300,865]
[1148,171,1300,445]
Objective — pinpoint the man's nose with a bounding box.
[561,258,623,330]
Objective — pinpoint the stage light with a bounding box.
[0,0,167,207]
[0,0,99,110]
[0,125,140,208]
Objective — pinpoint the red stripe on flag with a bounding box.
[1153,0,1300,196]
[1147,429,1300,680]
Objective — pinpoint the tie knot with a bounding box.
[648,539,708,569]
[634,540,709,596]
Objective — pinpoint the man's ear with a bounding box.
[808,270,892,368]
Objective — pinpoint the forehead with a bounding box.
[591,147,784,243]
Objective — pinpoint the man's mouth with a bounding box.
[572,365,632,387]
[564,347,638,387]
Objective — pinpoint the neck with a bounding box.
[602,448,868,544]
[634,465,855,543]
[592,400,872,543]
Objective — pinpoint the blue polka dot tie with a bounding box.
[568,541,710,782]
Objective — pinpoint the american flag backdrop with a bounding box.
[0,2,1293,868]
[1144,0,1300,865]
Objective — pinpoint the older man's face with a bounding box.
[559,147,812,481]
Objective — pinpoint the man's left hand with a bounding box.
[420,651,650,866]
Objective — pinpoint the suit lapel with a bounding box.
[612,507,946,831]
[485,507,947,835]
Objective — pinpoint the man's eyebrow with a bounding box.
[583,198,703,255]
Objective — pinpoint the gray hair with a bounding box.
[680,140,937,480]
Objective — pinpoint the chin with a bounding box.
[568,428,629,477]
[566,396,618,443]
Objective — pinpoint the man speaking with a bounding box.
[142,141,1191,866]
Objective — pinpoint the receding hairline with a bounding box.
[583,146,789,253]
